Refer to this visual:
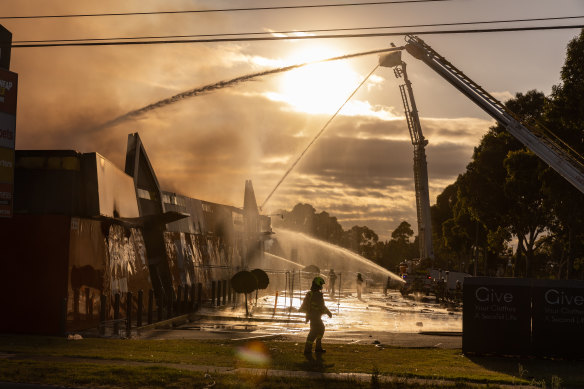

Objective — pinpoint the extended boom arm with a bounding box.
[404,35,584,194]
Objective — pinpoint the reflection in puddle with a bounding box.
[188,290,461,336]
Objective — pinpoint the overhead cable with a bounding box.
[13,15,584,44]
[1,0,454,20]
[11,24,584,48]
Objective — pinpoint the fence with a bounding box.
[66,278,239,337]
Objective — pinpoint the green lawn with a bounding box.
[0,334,580,388]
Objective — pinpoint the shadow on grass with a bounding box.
[466,353,584,387]
[297,352,335,372]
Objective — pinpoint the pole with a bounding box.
[338,273,342,313]
[284,271,288,309]
[126,291,132,337]
[290,270,295,312]
[99,294,106,336]
[299,270,302,296]
[137,290,143,327]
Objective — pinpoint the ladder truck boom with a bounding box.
[403,35,584,194]
[380,50,434,261]
[397,62,434,261]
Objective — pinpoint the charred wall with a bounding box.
[1,134,266,335]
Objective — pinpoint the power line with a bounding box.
[13,15,584,44]
[11,24,584,48]
[0,0,454,20]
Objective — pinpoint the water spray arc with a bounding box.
[94,46,404,132]
[260,63,380,210]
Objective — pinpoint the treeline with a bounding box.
[272,203,418,273]
[431,30,584,279]
[275,30,584,280]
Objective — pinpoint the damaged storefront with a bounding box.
[0,133,269,335]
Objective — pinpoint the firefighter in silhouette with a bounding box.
[300,276,332,354]
[356,272,364,299]
[328,269,337,297]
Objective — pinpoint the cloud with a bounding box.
[490,91,514,102]
[5,3,494,240]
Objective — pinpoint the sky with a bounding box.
[3,0,584,240]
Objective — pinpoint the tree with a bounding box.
[313,211,344,245]
[542,29,584,279]
[385,221,417,264]
[274,203,345,246]
[343,225,379,259]
[391,221,414,243]
[434,91,553,277]
[503,149,552,276]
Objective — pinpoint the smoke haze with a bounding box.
[4,0,579,239]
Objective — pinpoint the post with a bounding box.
[73,289,80,322]
[284,272,288,308]
[190,284,196,312]
[197,282,202,308]
[298,271,301,295]
[60,297,67,336]
[211,281,216,307]
[113,293,120,335]
[338,273,342,313]
[299,271,302,294]
[137,290,143,327]
[227,279,232,304]
[167,288,174,319]
[147,289,153,325]
[176,285,183,315]
[99,294,106,335]
[85,287,91,320]
[222,279,227,306]
[157,292,163,322]
[273,291,279,316]
[183,286,188,313]
[126,291,132,337]
[290,270,295,311]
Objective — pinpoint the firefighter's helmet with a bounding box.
[312,276,325,288]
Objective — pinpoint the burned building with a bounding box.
[0,133,270,334]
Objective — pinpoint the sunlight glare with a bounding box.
[278,46,362,115]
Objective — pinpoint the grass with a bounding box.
[0,359,496,389]
[0,334,582,388]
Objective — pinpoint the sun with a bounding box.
[276,46,363,115]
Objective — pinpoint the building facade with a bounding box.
[0,133,270,334]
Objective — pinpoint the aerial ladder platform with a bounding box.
[403,34,584,194]
[380,50,434,260]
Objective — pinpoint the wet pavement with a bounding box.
[138,289,463,348]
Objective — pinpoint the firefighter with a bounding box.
[300,276,333,354]
[356,272,364,299]
[328,269,337,297]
